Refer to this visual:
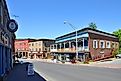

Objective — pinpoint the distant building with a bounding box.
[29,39,55,59]
[0,0,18,80]
[14,39,35,59]
[50,28,119,62]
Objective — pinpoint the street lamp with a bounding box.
[64,21,78,60]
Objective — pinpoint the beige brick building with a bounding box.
[28,39,55,59]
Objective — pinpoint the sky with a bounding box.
[6,0,121,39]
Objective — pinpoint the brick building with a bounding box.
[14,39,35,58]
[29,39,55,59]
[50,28,119,62]
[14,39,55,59]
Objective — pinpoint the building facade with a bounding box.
[50,28,119,62]
[14,39,34,59]
[29,39,55,59]
[0,0,18,80]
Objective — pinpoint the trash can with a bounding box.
[27,63,34,76]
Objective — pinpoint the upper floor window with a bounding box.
[54,44,57,49]
[36,48,38,51]
[35,43,38,46]
[51,45,53,49]
[115,42,119,48]
[100,40,105,48]
[39,42,41,46]
[32,43,34,46]
[39,48,41,51]
[106,41,110,48]
[93,40,98,48]
[29,44,31,46]
[112,42,115,48]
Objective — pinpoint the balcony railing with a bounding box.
[50,46,89,52]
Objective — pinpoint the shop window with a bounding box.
[106,41,110,48]
[93,40,98,48]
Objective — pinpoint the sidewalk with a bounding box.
[38,58,121,69]
[5,63,46,81]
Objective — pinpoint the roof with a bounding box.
[15,38,36,41]
[56,27,118,39]
[15,38,55,42]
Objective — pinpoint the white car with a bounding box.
[116,54,121,58]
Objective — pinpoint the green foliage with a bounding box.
[112,48,119,58]
[113,29,121,53]
[88,22,97,29]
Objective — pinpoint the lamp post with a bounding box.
[64,21,78,60]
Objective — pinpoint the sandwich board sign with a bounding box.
[27,63,34,76]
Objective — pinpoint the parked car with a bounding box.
[116,54,121,58]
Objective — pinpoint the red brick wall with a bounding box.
[15,40,29,52]
[88,33,119,61]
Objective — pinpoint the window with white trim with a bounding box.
[112,42,115,48]
[93,40,98,48]
[106,41,110,48]
[100,40,105,48]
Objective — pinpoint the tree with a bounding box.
[113,29,121,53]
[88,22,97,29]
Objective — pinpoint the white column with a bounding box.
[56,44,57,49]
[63,42,65,52]
[69,41,71,48]
[83,38,85,50]
[60,43,61,49]
[53,44,54,49]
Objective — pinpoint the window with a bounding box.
[93,40,98,48]
[39,48,41,51]
[112,42,115,48]
[100,40,105,48]
[39,42,41,46]
[35,43,38,46]
[29,44,31,46]
[51,45,53,49]
[32,43,34,46]
[115,42,118,48]
[54,44,57,49]
[36,48,38,51]
[106,41,110,48]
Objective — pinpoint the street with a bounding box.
[25,59,121,81]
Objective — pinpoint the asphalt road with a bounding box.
[30,61,121,81]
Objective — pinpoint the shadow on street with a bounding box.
[5,62,46,81]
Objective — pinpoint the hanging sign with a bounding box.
[7,19,18,32]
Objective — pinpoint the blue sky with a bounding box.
[7,0,121,39]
